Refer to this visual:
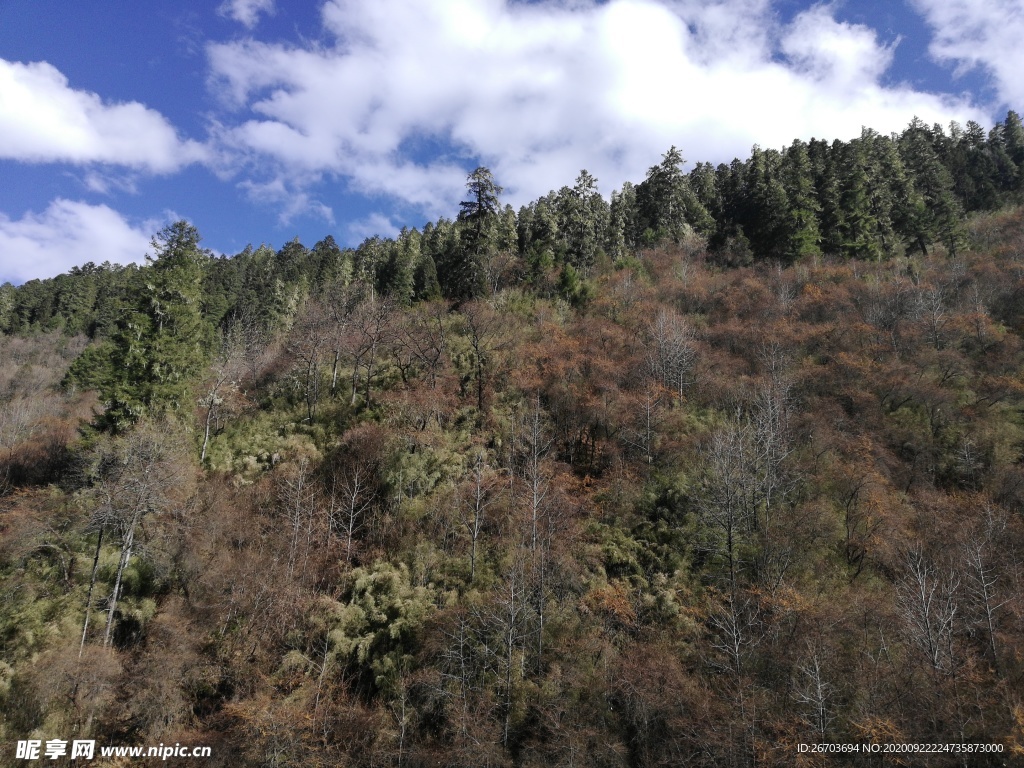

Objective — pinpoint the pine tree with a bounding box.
[1001,110,1024,168]
[899,118,967,256]
[448,167,503,299]
[990,110,1024,193]
[312,235,351,288]
[837,139,881,259]
[863,129,913,258]
[612,181,640,253]
[745,146,791,260]
[69,221,213,431]
[637,146,714,244]
[355,236,389,288]
[809,138,845,256]
[689,161,721,237]
[496,204,519,255]
[276,237,311,285]
[954,121,1002,212]
[0,282,15,333]
[377,229,419,304]
[559,170,608,273]
[780,140,821,260]
[413,252,442,301]
[523,196,560,278]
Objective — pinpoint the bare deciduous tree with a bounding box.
[393,300,449,390]
[961,505,1008,673]
[644,307,696,401]
[897,548,960,673]
[458,451,502,583]
[198,321,251,462]
[460,301,507,414]
[695,418,759,592]
[80,422,190,651]
[793,645,835,740]
[344,296,395,408]
[277,458,320,583]
[288,301,333,421]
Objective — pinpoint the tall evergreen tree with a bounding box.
[745,146,791,260]
[837,138,882,259]
[312,235,351,289]
[69,221,213,431]
[413,252,442,301]
[377,228,419,304]
[990,110,1024,194]
[637,146,714,244]
[780,140,822,260]
[521,195,561,278]
[954,121,1003,212]
[559,170,609,273]
[496,204,519,255]
[810,139,848,256]
[899,117,967,256]
[689,161,722,235]
[446,167,503,299]
[0,281,15,333]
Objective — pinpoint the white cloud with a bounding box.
[238,177,335,225]
[206,0,986,218]
[82,171,140,196]
[911,0,1024,110]
[0,200,162,284]
[781,6,895,88]
[219,0,276,29]
[347,213,401,243]
[0,59,207,173]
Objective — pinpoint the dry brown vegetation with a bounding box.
[3,209,1024,766]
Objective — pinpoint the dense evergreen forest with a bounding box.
[2,113,1024,766]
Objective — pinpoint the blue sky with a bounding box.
[1,0,1020,284]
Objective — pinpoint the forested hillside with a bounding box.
[2,114,1024,767]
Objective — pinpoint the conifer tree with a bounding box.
[810,138,847,256]
[745,146,791,259]
[899,118,967,256]
[311,235,351,289]
[838,139,881,259]
[1001,110,1024,169]
[521,196,561,279]
[611,181,640,254]
[689,161,722,233]
[496,204,519,255]
[991,110,1024,193]
[953,121,1002,211]
[637,146,714,243]
[559,170,608,273]
[413,252,442,301]
[69,221,213,431]
[863,128,913,258]
[377,228,419,304]
[448,167,503,299]
[780,140,822,260]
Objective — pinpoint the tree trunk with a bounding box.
[79,525,104,658]
[103,519,138,648]
[200,402,214,463]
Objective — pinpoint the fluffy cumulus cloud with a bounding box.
[0,200,160,284]
[219,0,276,29]
[911,0,1024,110]
[206,0,986,215]
[0,59,207,173]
